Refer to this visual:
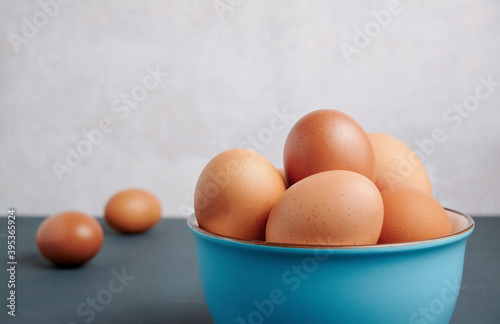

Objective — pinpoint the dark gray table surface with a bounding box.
[1,216,499,324]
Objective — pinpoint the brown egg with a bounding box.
[266,170,384,245]
[368,133,433,196]
[105,189,161,234]
[283,109,376,186]
[36,211,104,266]
[277,168,289,189]
[194,149,286,241]
[378,188,453,244]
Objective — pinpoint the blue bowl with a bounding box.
[188,209,474,324]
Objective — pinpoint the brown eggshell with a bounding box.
[105,189,162,234]
[378,188,453,244]
[284,109,376,186]
[266,170,384,245]
[36,211,104,266]
[194,149,286,241]
[368,133,433,196]
[277,168,289,189]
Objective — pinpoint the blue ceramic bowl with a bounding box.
[188,209,474,324]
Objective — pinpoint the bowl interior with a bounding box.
[188,208,474,250]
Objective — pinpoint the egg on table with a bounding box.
[36,211,104,267]
[105,189,162,234]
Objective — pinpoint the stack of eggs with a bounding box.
[194,109,453,246]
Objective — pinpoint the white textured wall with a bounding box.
[1,0,499,217]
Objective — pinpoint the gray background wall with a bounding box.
[1,0,499,217]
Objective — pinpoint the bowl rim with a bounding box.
[187,208,475,250]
